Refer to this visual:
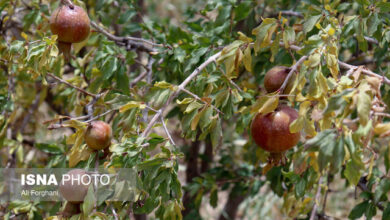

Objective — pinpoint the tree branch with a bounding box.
[140,51,222,137]
[277,42,390,86]
[160,117,176,146]
[181,88,223,115]
[90,21,164,53]
[310,176,323,220]
[47,73,98,98]
[278,55,307,93]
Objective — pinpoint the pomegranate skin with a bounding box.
[264,66,294,93]
[84,121,112,150]
[251,106,300,153]
[50,5,90,43]
[59,169,89,203]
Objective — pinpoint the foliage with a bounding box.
[1,0,390,219]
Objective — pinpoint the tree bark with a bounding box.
[182,139,201,217]
[218,190,246,220]
[201,138,213,173]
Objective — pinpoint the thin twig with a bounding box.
[280,10,304,18]
[276,42,390,86]
[47,73,97,97]
[160,117,176,146]
[130,58,155,87]
[310,176,323,220]
[90,21,161,53]
[181,88,223,115]
[217,65,244,93]
[110,205,119,220]
[47,108,117,129]
[374,112,390,118]
[338,61,390,85]
[278,55,307,93]
[140,51,222,137]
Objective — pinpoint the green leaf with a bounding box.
[374,179,390,203]
[252,18,276,53]
[330,136,345,173]
[348,200,369,219]
[184,101,204,114]
[323,89,353,117]
[283,26,295,48]
[367,13,379,36]
[295,178,306,198]
[35,143,63,154]
[303,14,321,33]
[318,134,337,171]
[344,160,362,186]
[101,56,118,80]
[234,1,252,21]
[383,203,390,220]
[209,186,218,208]
[365,203,376,220]
[137,158,166,171]
[115,64,130,95]
[305,129,336,150]
[377,2,390,13]
[83,185,96,215]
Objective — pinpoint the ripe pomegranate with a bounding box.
[84,121,112,150]
[251,105,300,153]
[59,169,89,203]
[50,1,90,59]
[61,202,81,217]
[264,66,294,93]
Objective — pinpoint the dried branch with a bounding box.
[338,61,390,85]
[90,21,162,53]
[278,55,308,93]
[160,117,176,146]
[277,42,390,86]
[130,58,155,87]
[110,205,119,220]
[140,51,222,137]
[280,10,304,18]
[47,73,98,98]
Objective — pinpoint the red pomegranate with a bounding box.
[251,105,300,153]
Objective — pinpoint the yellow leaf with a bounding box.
[69,144,93,168]
[154,81,175,90]
[232,48,243,78]
[304,118,317,137]
[328,27,335,36]
[191,107,206,130]
[306,53,321,68]
[374,123,390,137]
[299,101,311,116]
[177,98,194,105]
[68,128,92,167]
[290,117,304,133]
[243,46,252,73]
[119,101,146,113]
[237,32,253,43]
[257,95,279,115]
[21,32,28,41]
